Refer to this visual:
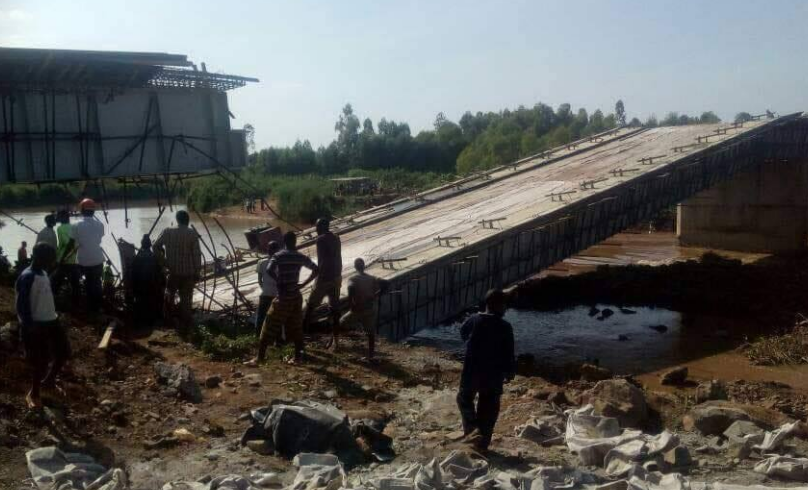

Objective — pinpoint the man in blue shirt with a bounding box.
[457,288,516,451]
[15,243,70,409]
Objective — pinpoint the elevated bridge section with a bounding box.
[204,114,808,340]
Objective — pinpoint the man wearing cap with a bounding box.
[303,218,342,346]
[65,199,106,315]
[153,210,202,328]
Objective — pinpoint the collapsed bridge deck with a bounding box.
[199,114,808,340]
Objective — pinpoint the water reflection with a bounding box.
[410,305,694,374]
[0,203,271,270]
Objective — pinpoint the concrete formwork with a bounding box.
[0,88,245,183]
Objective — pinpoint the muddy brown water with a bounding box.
[0,203,279,270]
[411,232,808,391]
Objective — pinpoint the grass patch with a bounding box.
[180,316,296,362]
[746,316,808,365]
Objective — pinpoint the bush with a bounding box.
[272,178,334,223]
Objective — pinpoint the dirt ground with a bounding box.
[5,250,808,488]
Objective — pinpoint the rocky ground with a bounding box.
[5,251,808,489]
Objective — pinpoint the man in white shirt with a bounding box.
[16,243,69,409]
[35,214,58,252]
[65,198,106,314]
[255,241,280,336]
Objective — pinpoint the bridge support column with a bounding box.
[677,159,808,252]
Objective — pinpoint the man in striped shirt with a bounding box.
[154,210,202,328]
[248,231,318,365]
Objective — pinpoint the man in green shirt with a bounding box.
[52,210,80,304]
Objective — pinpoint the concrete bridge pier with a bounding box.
[677,159,808,252]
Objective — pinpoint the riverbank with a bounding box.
[4,234,808,488]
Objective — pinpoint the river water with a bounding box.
[0,203,266,269]
[0,205,764,377]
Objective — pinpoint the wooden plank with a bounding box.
[97,323,115,350]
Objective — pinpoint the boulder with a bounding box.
[547,390,570,406]
[683,404,751,435]
[684,400,792,434]
[585,379,648,428]
[663,446,693,468]
[154,362,202,403]
[727,438,753,461]
[660,367,688,386]
[695,380,728,403]
[580,364,613,382]
[723,420,765,444]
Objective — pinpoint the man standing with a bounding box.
[53,210,80,303]
[153,210,202,329]
[67,199,105,315]
[340,258,389,360]
[36,214,58,251]
[248,231,318,365]
[456,289,516,452]
[17,241,29,269]
[15,243,70,409]
[131,235,161,327]
[303,218,342,345]
[255,241,281,336]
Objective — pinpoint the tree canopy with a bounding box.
[249,100,726,177]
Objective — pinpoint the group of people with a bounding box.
[13,201,517,452]
[13,201,204,408]
[247,217,389,365]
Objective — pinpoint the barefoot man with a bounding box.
[15,243,70,409]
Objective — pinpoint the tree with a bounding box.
[735,112,753,123]
[362,118,375,135]
[645,115,658,128]
[628,117,642,127]
[699,111,720,124]
[243,123,256,153]
[434,112,448,130]
[615,100,626,126]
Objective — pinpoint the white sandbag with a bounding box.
[26,446,125,490]
[565,405,643,466]
[291,453,345,490]
[604,432,679,477]
[754,455,808,481]
[754,421,801,452]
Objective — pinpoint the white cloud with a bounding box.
[0,9,33,22]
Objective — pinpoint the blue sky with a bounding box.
[1,0,806,148]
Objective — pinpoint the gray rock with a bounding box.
[723,420,765,444]
[726,438,753,461]
[323,390,338,400]
[663,446,693,468]
[695,380,728,403]
[246,439,274,455]
[585,379,648,428]
[154,362,203,403]
[580,363,613,382]
[661,367,688,386]
[683,404,751,435]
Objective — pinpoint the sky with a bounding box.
[1,0,807,149]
